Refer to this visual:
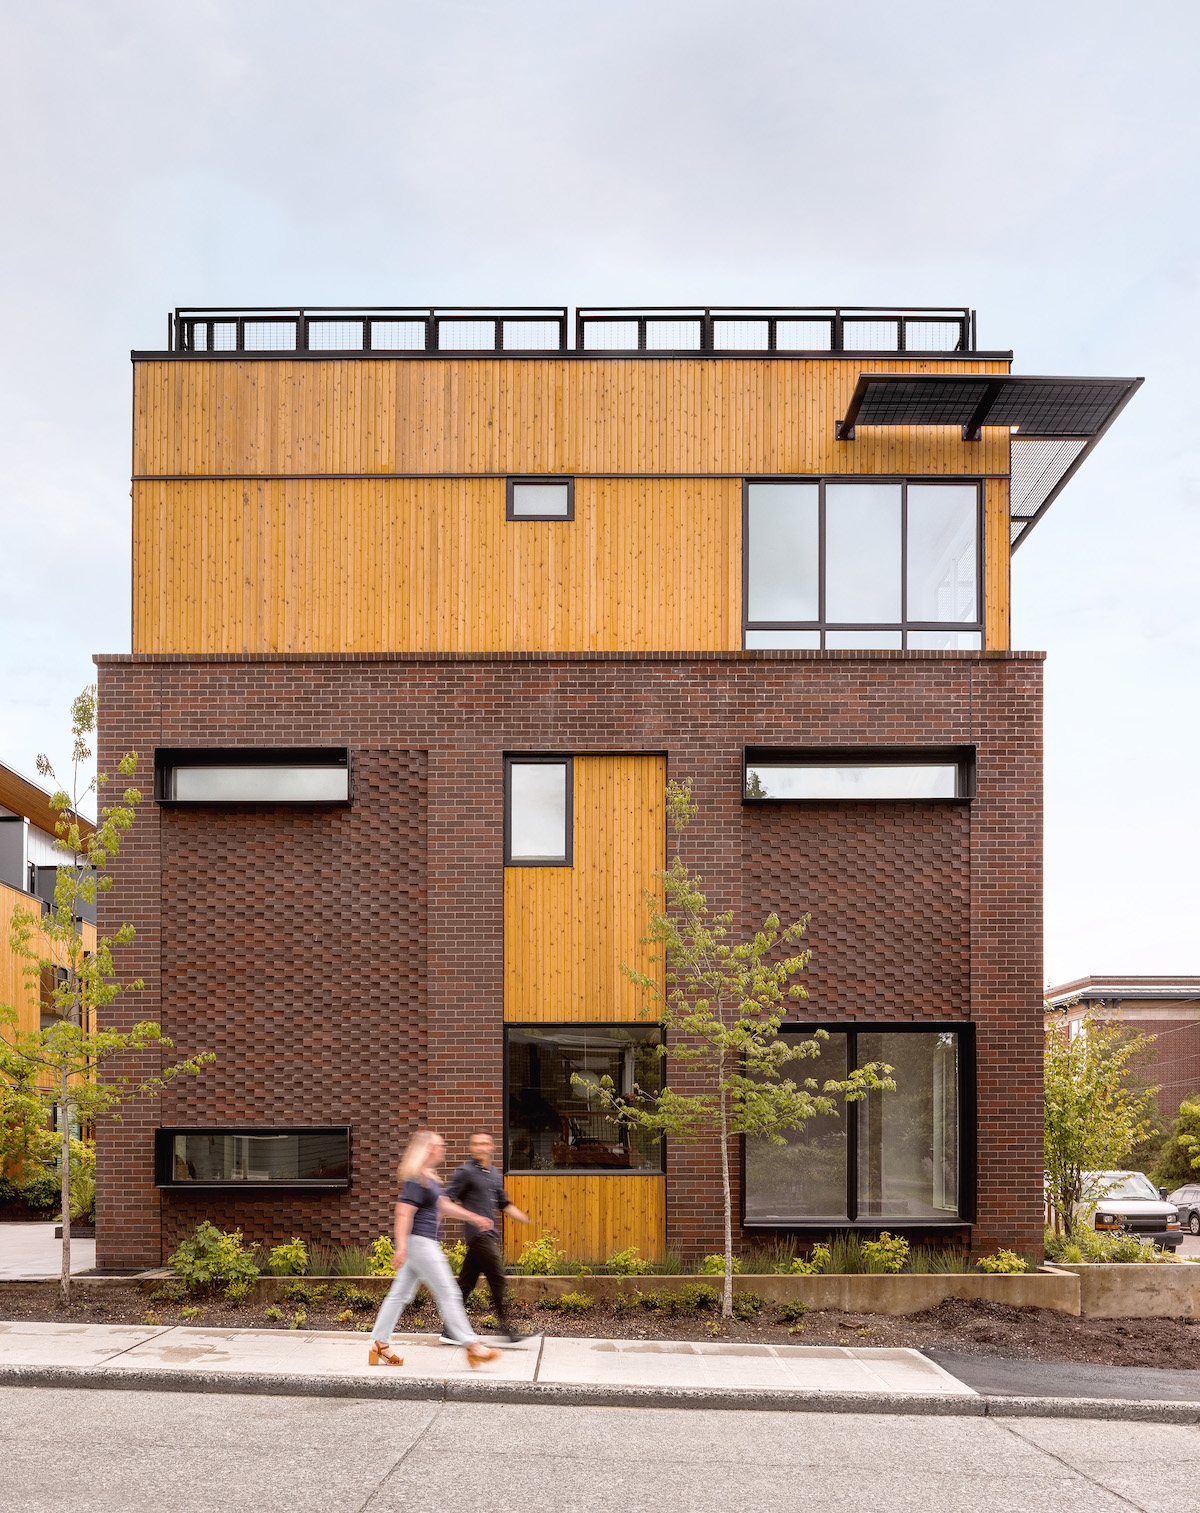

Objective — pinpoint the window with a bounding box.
[155,748,351,805]
[743,479,982,650]
[154,1128,351,1188]
[506,478,575,520]
[504,757,572,864]
[744,747,974,802]
[505,1025,664,1173]
[744,1026,972,1226]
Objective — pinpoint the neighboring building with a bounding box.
[95,304,1141,1268]
[1046,977,1200,1119]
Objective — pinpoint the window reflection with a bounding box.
[825,485,902,623]
[744,1035,849,1221]
[746,484,819,622]
[906,486,977,623]
[166,1130,349,1184]
[857,1032,959,1218]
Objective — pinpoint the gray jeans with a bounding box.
[370,1234,479,1346]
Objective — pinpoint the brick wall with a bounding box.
[95,650,1044,1265]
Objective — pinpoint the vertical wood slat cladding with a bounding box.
[502,1174,666,1262]
[504,755,665,1022]
[132,479,741,655]
[984,479,1011,652]
[134,357,1012,478]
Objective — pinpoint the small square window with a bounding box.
[505,757,572,864]
[507,478,575,520]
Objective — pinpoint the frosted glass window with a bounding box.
[745,763,959,800]
[907,630,982,651]
[744,630,822,650]
[170,766,348,802]
[825,485,901,622]
[746,484,819,622]
[508,762,569,862]
[907,486,977,622]
[510,482,571,519]
[824,630,902,649]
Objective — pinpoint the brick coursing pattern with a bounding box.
[95,651,1044,1266]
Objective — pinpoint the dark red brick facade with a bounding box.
[94,649,1044,1267]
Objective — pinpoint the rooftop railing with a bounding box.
[167,305,977,356]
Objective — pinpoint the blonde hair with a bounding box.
[397,1129,442,1183]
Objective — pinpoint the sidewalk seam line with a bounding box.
[354,1399,444,1513]
[995,1420,1154,1513]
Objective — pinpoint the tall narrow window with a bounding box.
[825,484,902,623]
[906,485,977,624]
[505,758,572,864]
[745,483,819,623]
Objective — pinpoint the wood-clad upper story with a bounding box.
[131,306,1024,656]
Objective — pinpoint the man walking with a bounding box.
[446,1132,529,1343]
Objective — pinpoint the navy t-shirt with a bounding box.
[400,1177,443,1240]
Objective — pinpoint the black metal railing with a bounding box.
[168,305,976,355]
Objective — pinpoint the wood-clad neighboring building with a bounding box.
[95,305,1141,1267]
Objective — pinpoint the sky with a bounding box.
[0,0,1196,985]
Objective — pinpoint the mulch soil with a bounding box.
[4,1283,1200,1370]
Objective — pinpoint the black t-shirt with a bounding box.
[446,1158,510,1242]
[399,1176,443,1240]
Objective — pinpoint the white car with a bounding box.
[1080,1170,1183,1250]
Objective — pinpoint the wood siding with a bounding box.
[504,755,665,1022]
[131,355,1011,655]
[984,478,1011,651]
[502,1173,666,1262]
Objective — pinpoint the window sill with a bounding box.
[158,1181,350,1192]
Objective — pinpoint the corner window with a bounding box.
[505,757,572,865]
[743,1026,971,1225]
[744,747,974,802]
[505,1024,664,1173]
[506,477,575,520]
[155,748,351,805]
[154,1128,351,1188]
[743,479,981,650]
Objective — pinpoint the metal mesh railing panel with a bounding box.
[212,323,238,351]
[243,321,298,351]
[776,320,832,351]
[582,321,638,349]
[904,320,964,351]
[307,321,364,351]
[644,320,701,350]
[503,320,562,351]
[713,320,769,350]
[437,320,498,350]
[843,320,900,350]
[369,320,427,350]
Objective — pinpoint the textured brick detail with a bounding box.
[96,653,1043,1265]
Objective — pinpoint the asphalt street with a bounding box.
[925,1350,1200,1402]
[4,1388,1199,1513]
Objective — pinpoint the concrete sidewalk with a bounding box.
[0,1222,95,1280]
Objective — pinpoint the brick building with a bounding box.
[94,304,1140,1268]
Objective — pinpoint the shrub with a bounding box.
[19,1168,60,1211]
[282,1281,327,1307]
[1044,1225,1173,1265]
[335,1308,354,1324]
[169,1221,261,1295]
[607,1246,652,1276]
[538,1291,593,1314]
[180,1305,201,1322]
[369,1236,396,1276]
[264,1305,283,1321]
[465,1287,489,1312]
[442,1240,467,1277]
[225,1280,252,1306]
[330,1283,375,1311]
[636,1289,672,1311]
[672,1283,720,1315]
[777,1248,825,1275]
[610,1290,639,1315]
[0,1175,17,1204]
[731,1291,765,1320]
[289,1309,307,1330]
[517,1232,566,1276]
[266,1239,309,1277]
[861,1232,909,1274]
[778,1300,809,1323]
[975,1249,1029,1274]
[700,1253,743,1275]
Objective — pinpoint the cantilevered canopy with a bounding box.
[836,372,1143,551]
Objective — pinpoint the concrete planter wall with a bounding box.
[1055,1262,1200,1319]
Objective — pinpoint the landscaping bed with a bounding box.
[3,1281,1200,1369]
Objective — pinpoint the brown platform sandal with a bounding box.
[466,1344,500,1367]
[368,1342,404,1366]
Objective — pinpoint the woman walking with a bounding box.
[368,1129,501,1368]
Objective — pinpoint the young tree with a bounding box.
[0,687,213,1301]
[1043,1004,1158,1238]
[1149,1097,1200,1190]
[584,778,894,1317]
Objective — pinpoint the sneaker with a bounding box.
[438,1334,456,1345]
[505,1329,528,1343]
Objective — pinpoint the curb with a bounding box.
[2,1364,1199,1422]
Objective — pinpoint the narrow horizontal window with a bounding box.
[154,748,351,806]
[507,478,575,520]
[155,1128,351,1188]
[744,747,974,802]
[505,757,572,864]
[505,1024,664,1173]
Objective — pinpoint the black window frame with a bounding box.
[503,1021,666,1176]
[503,755,574,866]
[742,746,977,805]
[154,1126,352,1190]
[740,1022,977,1229]
[153,747,354,808]
[741,476,984,650]
[506,476,576,522]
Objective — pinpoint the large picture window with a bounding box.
[743,1026,972,1226]
[743,480,981,651]
[506,1024,664,1173]
[154,1128,351,1188]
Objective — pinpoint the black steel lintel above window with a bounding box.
[155,1126,352,1189]
[743,746,976,804]
[153,747,353,807]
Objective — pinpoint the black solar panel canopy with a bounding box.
[836,373,1142,441]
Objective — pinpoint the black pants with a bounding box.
[458,1233,507,1324]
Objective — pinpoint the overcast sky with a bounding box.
[0,0,1196,985]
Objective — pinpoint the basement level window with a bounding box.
[505,756,572,865]
[154,1128,351,1188]
[506,478,575,520]
[154,748,352,805]
[743,747,974,802]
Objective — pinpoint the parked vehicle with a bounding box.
[1168,1183,1200,1235]
[1081,1171,1183,1249]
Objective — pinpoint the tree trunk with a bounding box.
[59,1081,72,1306]
[719,1095,733,1319]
